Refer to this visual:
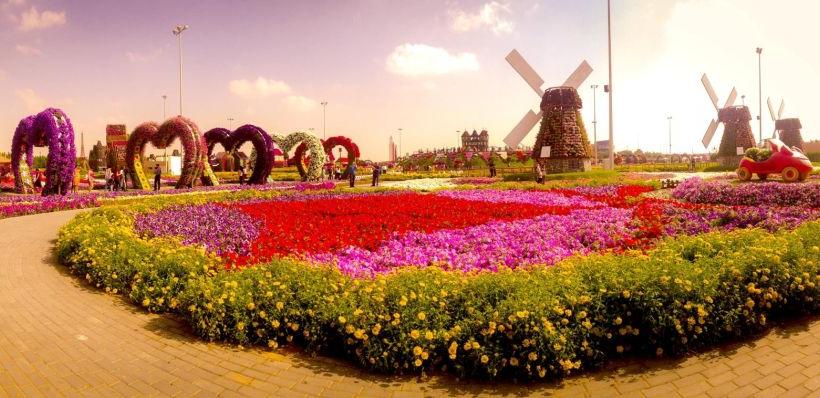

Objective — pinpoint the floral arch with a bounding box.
[204,125,275,185]
[11,108,76,195]
[294,135,360,179]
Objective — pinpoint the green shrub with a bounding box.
[57,200,819,380]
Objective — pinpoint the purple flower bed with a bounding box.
[310,207,634,277]
[659,205,819,236]
[0,194,99,218]
[672,177,820,207]
[436,189,602,208]
[134,203,261,255]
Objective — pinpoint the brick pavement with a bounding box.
[0,209,818,397]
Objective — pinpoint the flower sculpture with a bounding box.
[269,131,326,181]
[204,125,275,184]
[11,108,77,195]
[126,116,217,190]
[294,135,361,179]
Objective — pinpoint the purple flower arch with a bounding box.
[204,125,275,184]
[10,108,76,195]
[125,116,216,190]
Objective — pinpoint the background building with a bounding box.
[461,129,489,151]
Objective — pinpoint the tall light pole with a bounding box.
[756,47,763,144]
[227,117,234,130]
[320,101,328,139]
[590,84,599,163]
[667,116,673,156]
[172,24,189,115]
[606,0,615,170]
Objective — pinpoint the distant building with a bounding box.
[88,140,108,171]
[461,129,489,151]
[106,124,129,169]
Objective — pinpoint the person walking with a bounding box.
[153,165,162,191]
[72,168,80,194]
[238,166,246,185]
[86,168,95,191]
[489,158,497,178]
[535,161,544,184]
[120,167,128,191]
[347,162,357,188]
[371,164,381,187]
[112,168,121,191]
[104,168,113,191]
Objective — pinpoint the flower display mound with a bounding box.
[270,131,326,181]
[672,177,820,207]
[126,116,218,190]
[11,108,76,195]
[57,203,820,380]
[204,125,274,184]
[294,135,361,178]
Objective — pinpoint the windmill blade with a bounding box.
[702,119,719,148]
[701,74,719,110]
[562,60,593,89]
[504,109,542,148]
[505,49,544,97]
[767,98,776,121]
[778,99,785,119]
[723,87,737,108]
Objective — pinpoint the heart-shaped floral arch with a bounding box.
[293,135,360,179]
[126,116,218,190]
[204,125,275,185]
[11,108,76,195]
[268,131,326,181]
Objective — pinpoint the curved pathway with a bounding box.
[0,209,818,397]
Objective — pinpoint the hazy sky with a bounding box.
[1,0,818,160]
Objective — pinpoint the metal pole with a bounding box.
[591,84,598,163]
[667,116,672,155]
[757,48,763,144]
[321,101,328,139]
[398,128,403,157]
[228,117,234,130]
[606,0,614,169]
[162,95,167,119]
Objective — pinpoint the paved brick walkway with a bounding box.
[0,209,818,397]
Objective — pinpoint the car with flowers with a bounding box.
[737,138,813,182]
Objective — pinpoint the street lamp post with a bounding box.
[591,84,599,163]
[606,0,615,170]
[228,117,234,130]
[162,95,167,119]
[320,101,328,139]
[172,24,189,115]
[667,116,673,157]
[756,47,763,144]
[398,128,403,158]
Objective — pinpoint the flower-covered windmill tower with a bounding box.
[701,74,756,167]
[504,49,593,173]
[768,97,805,151]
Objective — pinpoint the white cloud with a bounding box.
[19,6,65,31]
[126,48,163,63]
[450,1,513,35]
[15,44,41,56]
[15,88,45,112]
[386,44,479,76]
[228,77,291,99]
[283,95,318,112]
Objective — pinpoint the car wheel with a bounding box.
[736,167,752,181]
[758,173,768,181]
[782,167,799,182]
[798,172,809,182]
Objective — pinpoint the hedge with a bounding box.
[57,204,819,381]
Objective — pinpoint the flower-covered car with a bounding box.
[737,138,813,182]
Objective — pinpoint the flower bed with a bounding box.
[672,177,820,207]
[57,200,820,380]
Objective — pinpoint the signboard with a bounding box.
[106,124,127,144]
[540,146,551,158]
[736,147,745,156]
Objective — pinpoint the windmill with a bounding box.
[768,97,805,151]
[505,49,593,173]
[701,74,756,166]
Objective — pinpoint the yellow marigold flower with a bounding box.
[338,316,347,324]
[236,322,246,331]
[528,352,538,361]
[510,357,519,366]
[471,341,480,350]
[142,298,150,307]
[553,343,562,351]
[614,317,623,325]
[371,324,381,335]
[616,345,624,353]
[480,355,489,364]
[353,329,365,339]
[276,301,284,310]
[246,302,255,310]
[582,320,592,329]
[622,290,631,298]
[413,346,423,356]
[410,330,420,339]
[414,359,422,367]
[448,342,458,356]
[745,299,755,309]
[417,312,426,321]
[425,331,434,340]
[516,310,529,318]
[271,320,280,328]
[421,351,429,360]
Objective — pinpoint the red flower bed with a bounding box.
[226,193,569,267]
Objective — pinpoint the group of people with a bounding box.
[103,167,129,191]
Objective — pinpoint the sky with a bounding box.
[1,0,819,160]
